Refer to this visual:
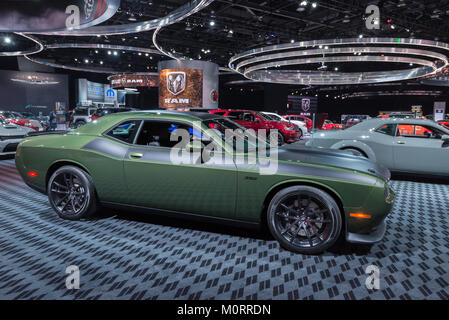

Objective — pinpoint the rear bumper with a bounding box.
[346,220,386,244]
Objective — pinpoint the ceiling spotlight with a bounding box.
[100,61,104,65]
[4,37,11,44]
[290,39,295,43]
[359,34,364,38]
[312,2,317,8]
[84,59,89,64]
[300,1,308,6]
[95,50,98,54]
[335,67,339,71]
[107,51,112,55]
[113,51,118,56]
[210,21,215,26]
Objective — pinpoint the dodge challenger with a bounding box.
[15,111,394,254]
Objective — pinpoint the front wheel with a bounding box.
[47,166,98,220]
[267,186,342,254]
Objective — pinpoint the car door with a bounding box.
[122,119,237,218]
[364,123,396,169]
[393,124,449,174]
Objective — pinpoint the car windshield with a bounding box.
[256,112,271,121]
[2,112,20,119]
[264,113,284,121]
[203,118,270,152]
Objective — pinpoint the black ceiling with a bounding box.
[2,0,449,75]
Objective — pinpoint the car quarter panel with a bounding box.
[16,134,129,204]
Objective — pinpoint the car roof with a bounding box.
[350,117,449,130]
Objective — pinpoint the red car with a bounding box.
[438,120,449,128]
[210,109,301,145]
[0,111,39,131]
[321,120,343,130]
[282,115,313,132]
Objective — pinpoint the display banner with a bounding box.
[287,96,318,117]
[159,69,203,109]
[434,101,446,121]
[0,0,116,32]
[110,74,159,88]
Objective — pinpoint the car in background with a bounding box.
[0,116,32,155]
[16,112,45,131]
[0,111,42,132]
[15,111,394,254]
[282,115,313,132]
[210,109,301,145]
[261,112,308,138]
[71,107,97,128]
[321,120,343,131]
[91,107,134,121]
[307,118,449,176]
[438,119,449,128]
[341,115,371,128]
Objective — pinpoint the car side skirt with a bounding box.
[101,201,261,230]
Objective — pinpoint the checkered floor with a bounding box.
[0,158,448,300]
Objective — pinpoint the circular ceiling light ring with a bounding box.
[244,56,438,76]
[0,33,44,57]
[235,47,448,73]
[230,38,449,66]
[25,43,169,74]
[29,0,215,36]
[230,38,449,85]
[246,67,435,85]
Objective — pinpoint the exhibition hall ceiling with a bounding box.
[1,0,449,87]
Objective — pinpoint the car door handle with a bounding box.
[397,141,406,145]
[130,152,143,159]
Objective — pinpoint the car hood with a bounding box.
[0,123,31,135]
[277,145,391,181]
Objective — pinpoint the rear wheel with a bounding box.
[47,166,98,220]
[342,147,367,158]
[267,186,342,254]
[75,120,86,128]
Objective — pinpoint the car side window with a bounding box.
[397,124,445,139]
[227,112,243,121]
[242,113,255,122]
[375,124,396,136]
[106,120,141,144]
[135,120,200,148]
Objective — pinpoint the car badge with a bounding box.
[302,98,311,112]
[167,72,186,96]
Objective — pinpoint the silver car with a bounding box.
[0,117,32,156]
[306,118,449,175]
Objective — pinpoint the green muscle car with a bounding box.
[15,111,395,254]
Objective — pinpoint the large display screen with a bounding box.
[0,0,114,32]
[110,74,159,88]
[159,69,203,109]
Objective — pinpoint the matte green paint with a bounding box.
[15,111,394,235]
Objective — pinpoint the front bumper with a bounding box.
[0,138,23,155]
[347,220,386,244]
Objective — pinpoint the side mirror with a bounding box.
[441,135,449,148]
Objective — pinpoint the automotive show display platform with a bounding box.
[0,159,447,300]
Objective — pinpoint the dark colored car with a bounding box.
[91,107,134,121]
[15,111,394,254]
[210,109,301,145]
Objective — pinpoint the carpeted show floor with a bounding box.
[0,158,448,300]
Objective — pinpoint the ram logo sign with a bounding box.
[167,72,187,96]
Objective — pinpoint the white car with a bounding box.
[261,112,309,138]
[0,117,32,156]
[306,118,449,176]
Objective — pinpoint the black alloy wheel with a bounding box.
[48,166,98,220]
[267,186,342,254]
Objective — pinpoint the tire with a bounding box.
[47,166,98,220]
[267,186,342,254]
[75,121,86,128]
[342,147,367,158]
[298,129,303,139]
